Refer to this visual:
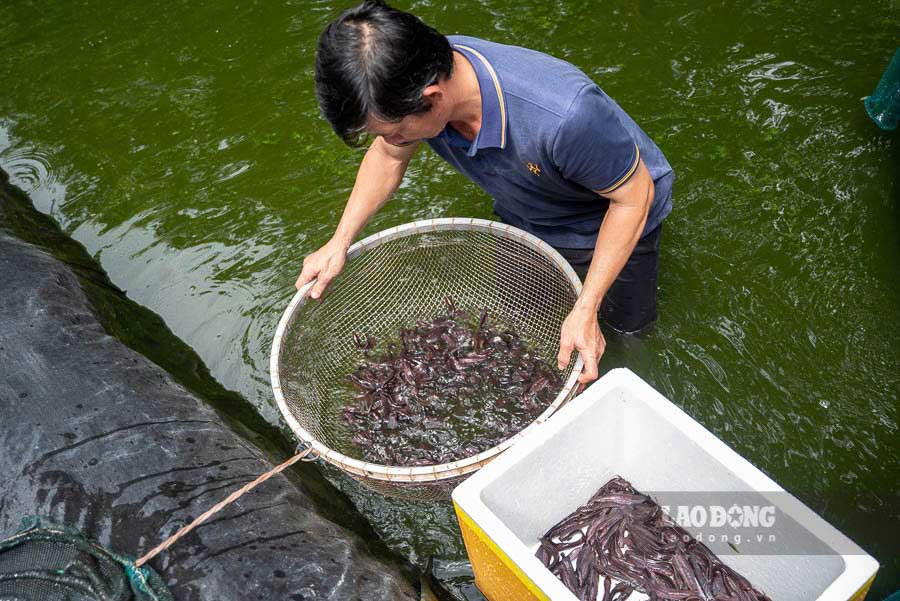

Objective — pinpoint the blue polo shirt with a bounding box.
[425,35,674,249]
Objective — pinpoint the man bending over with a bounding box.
[296,0,674,384]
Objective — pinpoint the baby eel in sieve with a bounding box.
[342,299,562,466]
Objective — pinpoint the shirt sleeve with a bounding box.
[551,84,640,195]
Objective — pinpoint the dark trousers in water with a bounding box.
[554,225,662,335]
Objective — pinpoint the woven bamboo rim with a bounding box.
[270,218,584,484]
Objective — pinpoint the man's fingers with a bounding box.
[295,266,316,291]
[557,339,574,370]
[310,267,339,300]
[309,278,328,299]
[578,348,599,384]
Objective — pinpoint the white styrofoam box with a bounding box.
[452,368,878,601]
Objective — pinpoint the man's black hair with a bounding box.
[314,0,453,145]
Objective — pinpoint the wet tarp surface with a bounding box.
[0,173,418,601]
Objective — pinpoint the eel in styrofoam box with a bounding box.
[451,368,879,601]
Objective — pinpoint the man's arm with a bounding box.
[557,159,654,382]
[331,137,420,249]
[296,137,419,297]
[577,159,654,313]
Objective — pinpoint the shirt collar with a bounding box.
[448,43,508,156]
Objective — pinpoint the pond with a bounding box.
[1,0,897,596]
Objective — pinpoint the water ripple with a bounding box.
[746,60,810,82]
[215,161,252,183]
[0,145,56,192]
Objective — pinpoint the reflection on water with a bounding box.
[1,0,898,596]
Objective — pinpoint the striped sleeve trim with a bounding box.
[596,144,641,194]
[453,44,507,149]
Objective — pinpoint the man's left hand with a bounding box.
[557,304,605,384]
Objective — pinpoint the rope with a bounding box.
[134,445,318,568]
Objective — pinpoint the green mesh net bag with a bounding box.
[865,48,900,131]
[0,517,172,601]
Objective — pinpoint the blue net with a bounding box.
[865,48,900,131]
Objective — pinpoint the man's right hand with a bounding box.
[294,137,418,299]
[295,238,349,299]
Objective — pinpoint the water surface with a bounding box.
[1,0,897,596]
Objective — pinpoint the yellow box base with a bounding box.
[455,502,548,601]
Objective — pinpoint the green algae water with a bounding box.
[1,0,897,596]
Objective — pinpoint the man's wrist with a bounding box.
[573,296,602,315]
[330,229,355,250]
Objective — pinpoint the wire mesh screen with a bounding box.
[354,475,461,503]
[273,220,582,500]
